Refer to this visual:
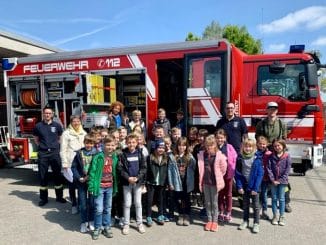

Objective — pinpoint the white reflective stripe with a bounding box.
[128,54,156,100]
[190,117,215,125]
[187,88,210,98]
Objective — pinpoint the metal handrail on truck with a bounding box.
[0,126,11,166]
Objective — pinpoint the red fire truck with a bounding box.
[1,39,324,173]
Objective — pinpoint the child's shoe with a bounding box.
[88,221,95,231]
[102,227,113,238]
[252,223,260,233]
[146,217,153,227]
[177,215,184,226]
[261,210,270,220]
[80,222,88,233]
[210,222,218,232]
[138,224,146,234]
[183,215,190,226]
[92,229,100,240]
[157,215,165,225]
[278,216,286,226]
[238,221,248,230]
[204,222,212,231]
[224,212,232,222]
[163,215,170,222]
[271,215,278,225]
[218,213,224,222]
[122,225,130,235]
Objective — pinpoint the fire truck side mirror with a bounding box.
[306,63,318,86]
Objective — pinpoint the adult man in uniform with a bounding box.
[216,101,248,153]
[33,107,66,206]
[255,101,292,213]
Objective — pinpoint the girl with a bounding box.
[171,137,196,226]
[187,126,199,153]
[197,135,227,232]
[267,139,291,226]
[256,136,272,220]
[215,129,237,222]
[235,138,263,233]
[146,139,169,226]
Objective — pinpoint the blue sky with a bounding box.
[1,0,326,62]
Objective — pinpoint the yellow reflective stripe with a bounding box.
[54,185,63,189]
[40,186,48,190]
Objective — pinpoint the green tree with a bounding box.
[222,25,262,54]
[202,21,223,40]
[185,32,201,41]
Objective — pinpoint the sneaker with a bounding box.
[210,222,218,232]
[238,221,248,230]
[204,222,212,231]
[271,215,278,225]
[252,223,260,233]
[80,222,88,233]
[224,212,232,222]
[119,217,125,228]
[122,225,130,235]
[218,214,224,222]
[278,216,286,226]
[285,204,292,213]
[261,210,270,220]
[157,215,165,225]
[146,217,153,227]
[71,206,78,215]
[163,215,170,222]
[177,215,183,226]
[92,229,100,240]
[183,215,190,226]
[88,221,95,231]
[138,224,146,234]
[102,227,113,238]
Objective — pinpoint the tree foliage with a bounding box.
[186,21,262,54]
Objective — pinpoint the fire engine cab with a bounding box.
[2,39,324,173]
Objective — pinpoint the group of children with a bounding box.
[67,106,291,240]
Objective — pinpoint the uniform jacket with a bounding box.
[197,150,227,193]
[60,124,87,168]
[88,152,118,197]
[235,152,264,192]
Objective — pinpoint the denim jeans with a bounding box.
[260,180,270,211]
[123,183,143,225]
[271,184,286,216]
[203,185,218,222]
[94,187,113,229]
[77,184,94,223]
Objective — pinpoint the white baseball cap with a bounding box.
[267,101,278,109]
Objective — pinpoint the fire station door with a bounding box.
[185,55,225,127]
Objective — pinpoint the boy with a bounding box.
[71,134,97,233]
[171,127,182,151]
[118,133,147,235]
[148,125,165,153]
[88,136,118,240]
[118,126,128,150]
[152,108,171,136]
[175,109,186,136]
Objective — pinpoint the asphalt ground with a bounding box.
[0,165,325,245]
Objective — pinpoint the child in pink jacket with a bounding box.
[197,135,227,232]
[215,129,237,222]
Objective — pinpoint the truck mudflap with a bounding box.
[287,143,323,175]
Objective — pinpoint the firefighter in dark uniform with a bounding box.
[33,107,66,206]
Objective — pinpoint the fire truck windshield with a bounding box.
[258,63,309,101]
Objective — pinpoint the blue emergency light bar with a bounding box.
[2,58,17,71]
[289,45,305,53]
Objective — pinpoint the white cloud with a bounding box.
[312,36,326,46]
[258,6,326,34]
[266,44,287,53]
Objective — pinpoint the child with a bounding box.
[100,128,109,140]
[90,128,102,152]
[197,135,227,232]
[146,139,169,226]
[235,138,263,233]
[152,108,171,136]
[71,134,97,233]
[118,134,147,235]
[188,126,199,153]
[171,127,182,151]
[175,109,186,136]
[215,129,237,222]
[267,139,291,226]
[127,109,147,138]
[88,136,118,240]
[171,137,196,226]
[118,126,128,150]
[256,136,272,220]
[148,125,165,153]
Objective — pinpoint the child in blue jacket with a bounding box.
[235,138,263,233]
